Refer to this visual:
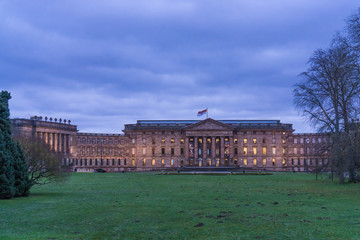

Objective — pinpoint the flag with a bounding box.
[197,109,207,117]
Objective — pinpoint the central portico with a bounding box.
[183,118,235,167]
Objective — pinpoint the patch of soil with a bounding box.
[194,223,204,227]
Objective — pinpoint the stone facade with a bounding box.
[11,117,329,172]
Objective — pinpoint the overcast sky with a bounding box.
[1,1,359,133]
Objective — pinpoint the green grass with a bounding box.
[1,173,360,240]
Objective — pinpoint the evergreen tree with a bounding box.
[0,91,15,199]
[12,142,30,197]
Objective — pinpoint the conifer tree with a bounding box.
[12,142,30,197]
[0,91,15,199]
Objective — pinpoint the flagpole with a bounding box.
[206,107,208,118]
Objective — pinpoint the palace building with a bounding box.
[11,116,329,172]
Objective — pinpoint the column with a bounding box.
[230,136,234,164]
[54,133,58,152]
[203,137,207,166]
[211,137,216,166]
[66,134,69,154]
[194,137,198,165]
[220,137,225,166]
[185,137,189,165]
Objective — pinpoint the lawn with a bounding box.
[0,172,359,240]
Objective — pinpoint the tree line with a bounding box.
[294,9,360,183]
[0,91,66,199]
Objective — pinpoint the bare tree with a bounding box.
[294,36,360,183]
[15,137,69,186]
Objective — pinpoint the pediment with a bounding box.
[183,118,235,131]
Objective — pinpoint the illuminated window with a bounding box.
[262,147,266,155]
[253,159,257,166]
[282,139,286,144]
[253,147,257,155]
[272,147,276,155]
[131,148,135,155]
[152,158,155,166]
[180,138,185,144]
[282,132,286,135]
[263,158,266,166]
[243,138,247,144]
[171,159,175,166]
[282,158,286,165]
[272,158,276,165]
[132,139,135,144]
[234,158,238,165]
[132,159,135,166]
[142,158,146,166]
[283,148,286,154]
[199,138,203,144]
[243,147,248,155]
[161,139,165,144]
[161,158,165,166]
[253,138,257,144]
[234,138,238,144]
[207,138,211,143]
[171,138,175,144]
[244,159,248,166]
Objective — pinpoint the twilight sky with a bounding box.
[1,1,359,133]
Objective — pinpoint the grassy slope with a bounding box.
[0,173,359,240]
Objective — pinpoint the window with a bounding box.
[294,138,298,144]
[298,158,300,165]
[90,159,93,165]
[253,159,257,166]
[180,138,185,144]
[234,148,238,155]
[234,158,238,165]
[142,138,146,144]
[152,138,156,144]
[291,158,294,165]
[294,148,297,154]
[234,138,238,144]
[262,138,266,144]
[143,158,146,166]
[243,138,248,144]
[253,138,257,144]
[283,148,286,154]
[95,159,98,166]
[112,159,115,165]
[161,158,165,166]
[85,159,87,166]
[282,132,286,135]
[282,139,286,144]
[161,139,165,144]
[180,148,184,155]
[124,158,127,165]
[244,159,248,166]
[263,158,266,166]
[272,138,276,144]
[171,138,175,144]
[152,158,155,166]
[161,148,165,155]
[272,158,276,165]
[262,147,266,155]
[282,158,286,165]
[132,139,135,144]
[272,147,276,155]
[131,148,135,155]
[132,159,135,166]
[106,159,109,166]
[171,148,174,155]
[109,139,113,145]
[253,147,257,155]
[171,159,174,166]
[152,147,155,155]
[142,147,146,155]
[118,159,121,165]
[243,147,248,155]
